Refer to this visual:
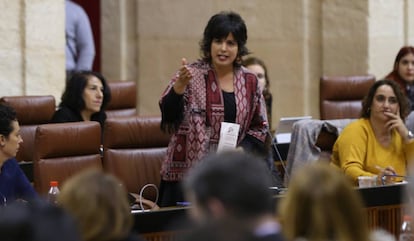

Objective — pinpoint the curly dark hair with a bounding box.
[361,79,410,119]
[0,103,17,138]
[199,11,249,67]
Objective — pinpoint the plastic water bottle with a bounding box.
[399,215,414,241]
[47,181,60,204]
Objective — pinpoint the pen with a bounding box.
[176,201,191,206]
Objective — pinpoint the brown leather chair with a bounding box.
[33,122,103,194]
[106,80,137,118]
[0,95,56,182]
[319,75,375,120]
[103,116,171,205]
[317,75,375,151]
[0,95,56,163]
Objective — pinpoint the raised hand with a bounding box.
[173,58,193,94]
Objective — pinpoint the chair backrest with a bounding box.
[319,75,375,120]
[106,80,137,118]
[0,95,56,162]
[33,122,103,194]
[103,116,171,201]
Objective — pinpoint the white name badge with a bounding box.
[217,122,240,153]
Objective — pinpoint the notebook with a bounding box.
[275,116,312,143]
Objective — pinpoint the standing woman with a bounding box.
[0,103,37,205]
[51,71,111,129]
[159,11,269,207]
[385,46,414,130]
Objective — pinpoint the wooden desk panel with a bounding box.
[141,231,188,241]
[360,183,406,238]
[366,205,403,238]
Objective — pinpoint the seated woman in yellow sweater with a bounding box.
[331,79,414,185]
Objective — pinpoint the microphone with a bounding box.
[263,121,290,182]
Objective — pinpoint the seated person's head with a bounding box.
[0,103,23,161]
[183,151,274,223]
[360,79,410,120]
[61,71,111,118]
[278,162,368,241]
[242,57,270,93]
[0,200,81,241]
[392,46,414,84]
[57,168,132,241]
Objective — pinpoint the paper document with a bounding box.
[217,122,240,152]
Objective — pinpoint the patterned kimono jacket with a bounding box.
[159,60,268,181]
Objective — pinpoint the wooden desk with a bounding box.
[133,183,408,241]
[358,183,407,238]
[132,207,191,241]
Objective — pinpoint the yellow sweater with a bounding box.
[331,118,414,184]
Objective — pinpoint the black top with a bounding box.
[51,107,83,123]
[50,106,106,128]
[222,90,236,123]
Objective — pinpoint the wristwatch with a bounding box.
[408,131,414,140]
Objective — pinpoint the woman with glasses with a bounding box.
[331,79,414,185]
[0,103,37,205]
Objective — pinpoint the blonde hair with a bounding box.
[278,162,369,241]
[58,168,132,241]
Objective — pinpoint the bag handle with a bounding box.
[129,184,160,211]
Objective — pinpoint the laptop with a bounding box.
[275,116,312,143]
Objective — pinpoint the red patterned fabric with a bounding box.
[159,60,268,181]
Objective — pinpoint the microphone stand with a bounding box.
[270,136,290,183]
[263,123,290,185]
